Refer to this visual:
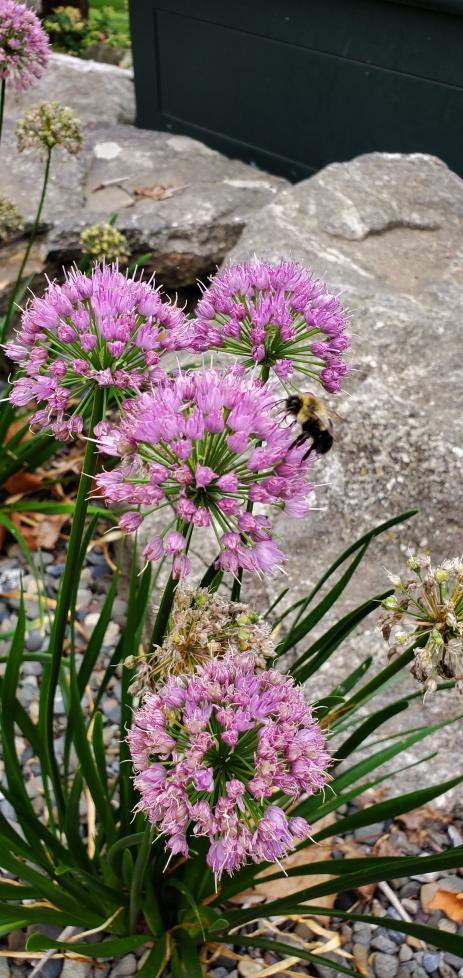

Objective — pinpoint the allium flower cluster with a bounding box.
[6,263,190,439]
[191,259,350,392]
[16,101,82,157]
[95,366,316,578]
[128,652,331,882]
[128,588,275,691]
[381,554,463,694]
[80,223,129,264]
[0,0,49,92]
[0,193,23,242]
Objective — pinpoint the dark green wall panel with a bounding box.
[129,0,463,180]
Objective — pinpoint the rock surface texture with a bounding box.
[4,52,135,126]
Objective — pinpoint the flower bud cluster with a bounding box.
[6,263,190,439]
[95,366,316,579]
[0,0,49,92]
[381,554,463,694]
[16,101,82,157]
[191,259,350,392]
[128,651,331,883]
[80,223,129,264]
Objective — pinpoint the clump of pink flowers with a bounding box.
[192,259,350,392]
[6,263,190,439]
[0,0,49,91]
[94,366,316,578]
[128,651,331,883]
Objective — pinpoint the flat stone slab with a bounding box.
[1,123,288,287]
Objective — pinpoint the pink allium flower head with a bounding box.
[6,263,191,439]
[191,259,350,393]
[94,367,316,578]
[0,0,49,91]
[128,651,331,882]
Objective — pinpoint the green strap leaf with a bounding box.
[175,930,203,978]
[276,542,370,657]
[136,935,169,978]
[291,591,392,682]
[313,774,463,843]
[26,932,148,957]
[334,698,410,764]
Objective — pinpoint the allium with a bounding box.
[128,588,275,691]
[0,0,49,92]
[128,652,331,882]
[16,101,82,157]
[95,366,316,577]
[80,223,129,264]
[6,263,190,439]
[381,554,463,694]
[191,259,350,393]
[0,193,23,241]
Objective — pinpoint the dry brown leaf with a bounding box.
[353,944,370,977]
[133,183,189,201]
[428,887,463,923]
[356,882,376,901]
[372,836,401,858]
[8,511,69,551]
[5,417,33,442]
[4,471,44,496]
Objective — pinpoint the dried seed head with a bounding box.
[380,553,463,695]
[130,588,276,693]
[80,223,129,264]
[16,101,82,157]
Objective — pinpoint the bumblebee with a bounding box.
[285,393,334,460]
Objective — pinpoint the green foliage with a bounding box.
[0,508,462,973]
[44,4,130,55]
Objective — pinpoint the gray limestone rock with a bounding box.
[4,52,135,126]
[1,123,287,288]
[47,126,288,286]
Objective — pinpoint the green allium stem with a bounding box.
[231,362,270,602]
[150,524,192,649]
[0,80,5,144]
[40,387,105,816]
[2,148,52,343]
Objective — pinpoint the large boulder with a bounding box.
[1,123,288,287]
[227,152,463,577]
[4,52,135,126]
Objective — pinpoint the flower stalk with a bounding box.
[39,387,105,814]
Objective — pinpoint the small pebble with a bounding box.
[438,919,457,934]
[372,932,399,954]
[111,954,137,977]
[374,952,399,978]
[238,960,264,976]
[399,946,414,963]
[423,954,442,974]
[25,629,44,651]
